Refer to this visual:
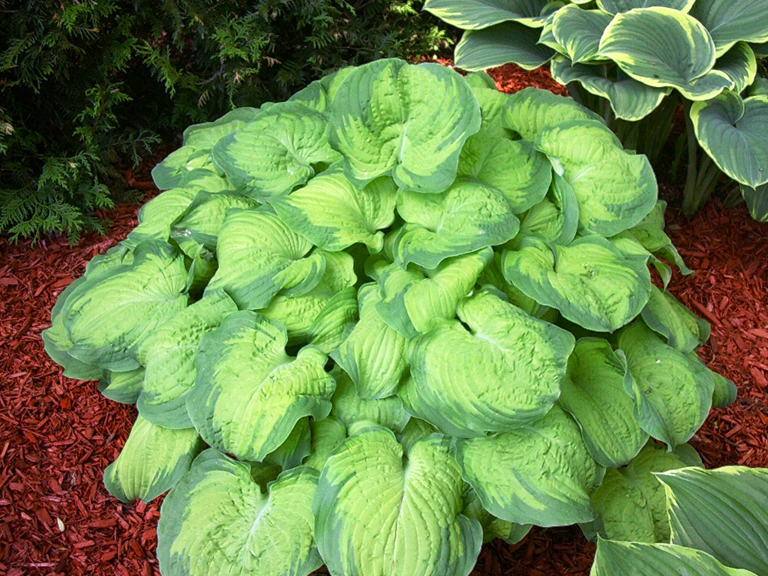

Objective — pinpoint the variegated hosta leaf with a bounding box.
[182,107,260,148]
[158,450,323,576]
[455,23,555,72]
[136,292,238,429]
[463,487,532,544]
[124,188,199,248]
[424,0,552,30]
[331,284,409,399]
[691,91,768,189]
[716,42,758,94]
[516,172,579,246]
[98,368,144,404]
[57,240,189,371]
[533,119,658,235]
[287,68,357,113]
[391,183,519,269]
[591,540,757,576]
[304,417,348,471]
[328,59,481,193]
[588,441,700,542]
[152,146,214,190]
[690,0,768,56]
[212,102,340,198]
[331,370,411,433]
[205,208,327,310]
[550,57,670,121]
[597,0,695,14]
[619,321,715,448]
[657,466,768,576]
[404,290,575,437]
[264,418,313,471]
[313,427,483,576]
[598,7,731,100]
[559,338,649,468]
[104,416,203,503]
[479,253,555,319]
[503,236,652,332]
[456,406,601,527]
[269,168,397,253]
[641,285,710,353]
[712,371,738,408]
[170,191,258,250]
[188,311,336,462]
[741,183,768,222]
[464,72,511,139]
[551,6,613,64]
[503,87,602,141]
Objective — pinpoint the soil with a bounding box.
[1,64,767,576]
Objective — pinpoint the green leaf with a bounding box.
[463,487,532,544]
[424,0,552,30]
[188,311,335,462]
[158,450,322,576]
[599,7,731,100]
[559,338,649,468]
[455,23,555,71]
[304,417,348,471]
[657,466,768,576]
[170,191,258,250]
[741,183,768,222]
[551,6,614,64]
[98,368,144,404]
[597,0,695,14]
[516,172,580,245]
[329,59,481,193]
[313,428,482,576]
[182,107,260,148]
[125,188,199,248]
[464,72,512,140]
[264,418,313,471]
[331,369,411,433]
[534,119,658,235]
[641,285,710,353]
[691,91,768,188]
[690,0,768,56]
[405,290,575,436]
[456,406,601,527]
[716,43,758,94]
[503,236,652,332]
[503,87,602,141]
[104,416,203,503]
[152,147,214,190]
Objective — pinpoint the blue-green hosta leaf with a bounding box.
[741,183,768,222]
[182,107,260,149]
[588,441,699,542]
[716,42,758,94]
[188,311,335,462]
[550,57,670,121]
[124,188,199,248]
[691,91,768,188]
[152,147,214,190]
[331,370,410,433]
[711,371,738,408]
[591,540,757,576]
[455,23,555,71]
[304,417,348,471]
[136,292,238,429]
[516,172,580,245]
[457,406,601,527]
[170,191,258,250]
[158,450,323,576]
[104,416,203,503]
[211,102,340,199]
[597,0,695,14]
[551,6,613,64]
[424,0,552,30]
[619,321,715,448]
[391,182,519,269]
[503,87,602,141]
[463,487,532,544]
[503,236,652,332]
[559,338,649,468]
[641,285,710,353]
[205,208,326,310]
[269,168,397,253]
[329,59,481,193]
[58,240,189,371]
[534,119,658,235]
[98,368,144,404]
[264,418,312,471]
[331,283,408,399]
[314,427,483,576]
[657,466,768,576]
[405,290,575,437]
[690,0,768,56]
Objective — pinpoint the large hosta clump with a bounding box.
[43,58,737,576]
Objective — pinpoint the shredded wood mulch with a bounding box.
[1,64,767,576]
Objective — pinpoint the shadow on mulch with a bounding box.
[1,64,767,576]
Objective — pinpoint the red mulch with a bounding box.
[1,64,767,576]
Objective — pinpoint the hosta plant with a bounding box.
[45,58,741,576]
[424,0,768,220]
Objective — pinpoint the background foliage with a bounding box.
[0,0,449,241]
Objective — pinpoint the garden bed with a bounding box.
[1,64,767,576]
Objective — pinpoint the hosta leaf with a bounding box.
[456,406,601,527]
[331,370,410,433]
[691,91,768,188]
[712,371,738,408]
[559,338,649,468]
[170,191,258,250]
[534,119,658,235]
[641,285,710,353]
[503,87,602,141]
[551,6,613,64]
[658,467,768,576]
[591,540,757,576]
[464,72,511,140]
[424,0,552,30]
[598,7,731,100]
[690,0,768,56]
[405,290,575,437]
[716,42,758,94]
[391,182,519,269]
[136,292,238,429]
[741,183,768,222]
[329,59,481,193]
[269,168,397,253]
[305,288,360,353]
[516,172,579,245]
[205,208,327,310]
[264,418,313,471]
[313,427,482,576]
[152,147,214,190]
[503,236,652,332]
[158,450,322,576]
[104,416,203,503]
[463,487,532,544]
[455,23,555,72]
[304,417,348,471]
[182,107,260,148]
[619,321,715,448]
[98,368,144,404]
[125,188,199,247]
[188,311,335,462]
[597,0,695,14]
